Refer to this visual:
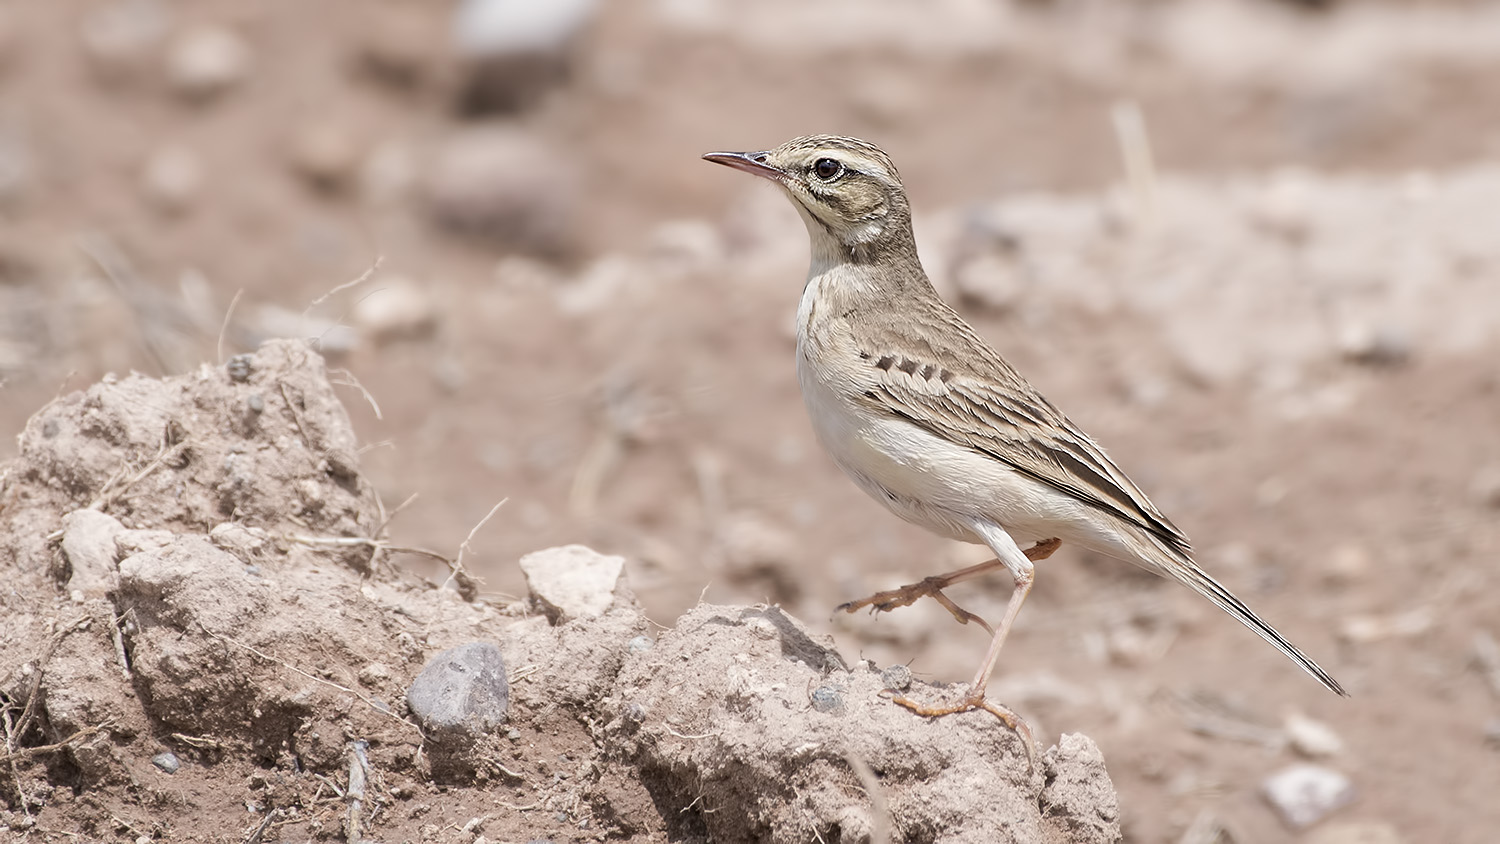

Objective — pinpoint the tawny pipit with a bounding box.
[704,135,1347,725]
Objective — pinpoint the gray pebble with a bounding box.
[627,635,653,653]
[809,685,844,713]
[151,752,180,774]
[406,642,509,742]
[246,393,264,413]
[507,728,522,741]
[226,354,253,382]
[881,664,913,691]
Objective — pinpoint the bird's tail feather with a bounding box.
[1136,536,1348,697]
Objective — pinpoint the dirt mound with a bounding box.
[0,340,1118,841]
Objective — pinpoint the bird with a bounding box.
[702,135,1347,733]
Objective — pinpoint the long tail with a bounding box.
[1140,537,1348,697]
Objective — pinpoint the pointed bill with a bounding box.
[702,150,787,184]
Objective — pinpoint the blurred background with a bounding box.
[1,0,1497,841]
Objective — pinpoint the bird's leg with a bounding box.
[836,538,1059,633]
[885,536,1057,769]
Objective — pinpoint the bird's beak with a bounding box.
[702,150,786,183]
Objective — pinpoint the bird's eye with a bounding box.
[812,158,843,180]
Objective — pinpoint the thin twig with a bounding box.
[0,723,107,766]
[662,723,718,741]
[279,383,312,446]
[305,258,383,315]
[243,810,277,844]
[109,610,132,680]
[375,492,418,537]
[329,369,382,420]
[218,288,244,365]
[90,439,191,513]
[442,498,507,601]
[283,533,451,565]
[314,773,346,799]
[346,741,370,844]
[171,733,223,750]
[490,760,525,781]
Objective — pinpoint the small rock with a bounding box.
[166,25,251,101]
[1304,820,1405,844]
[1323,543,1372,586]
[518,544,625,623]
[61,509,125,597]
[225,353,253,382]
[1470,464,1500,509]
[79,0,170,81]
[150,751,180,774]
[356,4,442,88]
[880,663,912,691]
[453,0,596,57]
[350,276,438,344]
[208,522,268,563]
[451,0,598,113]
[288,122,361,192]
[406,642,510,742]
[1249,170,1316,243]
[1261,763,1355,828]
[424,126,574,255]
[358,662,391,687]
[1284,712,1344,758]
[747,617,777,640]
[1337,321,1410,367]
[140,145,201,214]
[626,635,653,653]
[113,528,175,558]
[809,685,843,713]
[1482,719,1500,748]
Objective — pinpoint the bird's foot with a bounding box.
[836,577,994,633]
[891,688,1035,771]
[833,539,1061,634]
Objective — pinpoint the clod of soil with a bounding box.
[0,340,1120,841]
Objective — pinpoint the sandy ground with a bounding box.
[2,1,1499,841]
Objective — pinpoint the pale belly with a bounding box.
[796,343,1133,560]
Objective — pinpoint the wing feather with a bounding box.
[857,343,1190,553]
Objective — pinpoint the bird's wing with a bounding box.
[852,319,1190,553]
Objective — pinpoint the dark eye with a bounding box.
[812,158,842,180]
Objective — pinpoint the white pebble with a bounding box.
[1284,712,1344,758]
[1262,763,1355,828]
[167,25,251,100]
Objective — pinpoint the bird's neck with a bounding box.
[800,212,931,299]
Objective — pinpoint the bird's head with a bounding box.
[704,135,914,264]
